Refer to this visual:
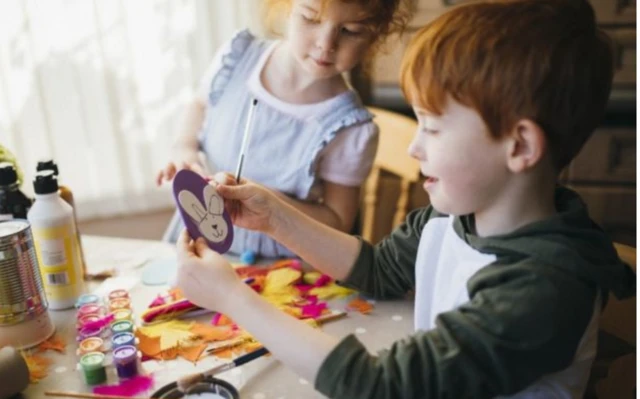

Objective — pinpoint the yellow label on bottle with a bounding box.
[31,223,82,301]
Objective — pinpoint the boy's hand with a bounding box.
[156,161,205,186]
[213,172,281,235]
[175,230,242,313]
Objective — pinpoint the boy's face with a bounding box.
[408,98,511,216]
[287,0,373,80]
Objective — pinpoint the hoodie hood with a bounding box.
[455,186,635,301]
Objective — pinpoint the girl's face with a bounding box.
[287,0,375,79]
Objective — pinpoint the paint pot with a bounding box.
[76,314,101,330]
[79,351,107,385]
[113,345,138,379]
[108,297,131,312]
[77,324,107,342]
[75,294,100,308]
[108,289,129,302]
[77,304,105,319]
[112,308,133,323]
[77,337,104,356]
[151,377,239,399]
[111,332,136,349]
[111,320,134,335]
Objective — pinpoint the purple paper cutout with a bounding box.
[172,169,233,253]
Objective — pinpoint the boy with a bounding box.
[175,0,635,397]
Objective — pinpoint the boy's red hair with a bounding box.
[401,0,614,170]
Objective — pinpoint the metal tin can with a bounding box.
[0,220,48,325]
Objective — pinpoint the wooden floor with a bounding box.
[77,208,175,240]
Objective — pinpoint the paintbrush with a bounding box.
[45,391,152,399]
[234,98,258,183]
[177,346,269,392]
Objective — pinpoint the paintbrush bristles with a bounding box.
[176,372,205,392]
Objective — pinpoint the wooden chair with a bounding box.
[361,106,421,242]
[587,243,636,399]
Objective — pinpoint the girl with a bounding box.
[157,0,412,257]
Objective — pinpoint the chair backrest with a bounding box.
[361,107,421,242]
[588,243,636,399]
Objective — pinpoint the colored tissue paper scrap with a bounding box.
[21,352,52,383]
[93,374,154,397]
[347,297,374,315]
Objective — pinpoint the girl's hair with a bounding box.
[400,0,613,171]
[264,0,413,57]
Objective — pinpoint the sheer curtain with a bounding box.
[0,0,262,221]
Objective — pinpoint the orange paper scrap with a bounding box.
[347,298,374,315]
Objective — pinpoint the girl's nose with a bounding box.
[316,27,338,53]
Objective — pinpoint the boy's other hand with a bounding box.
[213,172,279,234]
[175,230,242,313]
[155,161,205,186]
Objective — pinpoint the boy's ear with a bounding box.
[505,119,547,173]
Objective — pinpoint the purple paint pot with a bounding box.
[113,345,139,379]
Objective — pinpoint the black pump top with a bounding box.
[36,159,59,175]
[0,162,18,186]
[33,170,59,195]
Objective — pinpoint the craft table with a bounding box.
[22,235,415,399]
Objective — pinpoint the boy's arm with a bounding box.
[270,200,432,290]
[315,261,599,399]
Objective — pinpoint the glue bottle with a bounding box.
[27,170,84,309]
[36,159,87,279]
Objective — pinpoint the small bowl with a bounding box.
[152,377,239,399]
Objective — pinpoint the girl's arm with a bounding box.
[274,181,360,233]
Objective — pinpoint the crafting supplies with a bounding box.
[172,169,233,253]
[0,220,55,349]
[79,352,107,385]
[77,337,105,356]
[75,294,100,308]
[109,297,131,312]
[77,325,108,342]
[108,289,130,301]
[177,347,269,392]
[0,162,32,220]
[36,159,87,280]
[77,314,101,330]
[112,308,133,322]
[113,345,139,379]
[77,304,106,319]
[111,320,135,335]
[0,346,30,399]
[112,332,137,349]
[152,377,239,399]
[27,170,84,309]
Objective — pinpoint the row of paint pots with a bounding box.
[78,345,140,385]
[74,290,141,385]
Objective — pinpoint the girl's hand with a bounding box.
[156,161,205,186]
[212,172,280,234]
[175,230,242,313]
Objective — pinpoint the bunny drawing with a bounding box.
[177,184,229,243]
